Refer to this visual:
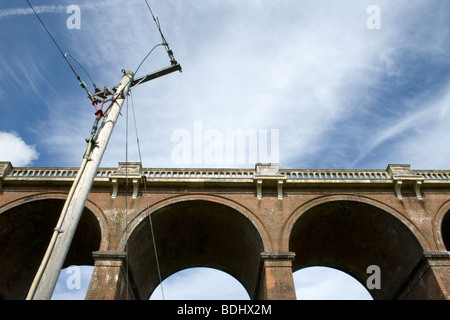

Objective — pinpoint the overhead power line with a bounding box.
[144,0,178,65]
[25,0,97,97]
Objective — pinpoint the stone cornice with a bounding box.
[2,161,450,200]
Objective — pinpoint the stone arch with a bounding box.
[433,200,450,251]
[284,195,425,300]
[282,194,430,251]
[121,194,272,252]
[442,214,450,251]
[0,196,102,300]
[123,197,266,300]
[0,193,109,251]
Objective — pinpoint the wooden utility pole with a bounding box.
[27,62,181,299]
[24,0,181,300]
[27,71,134,300]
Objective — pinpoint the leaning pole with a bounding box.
[27,71,134,300]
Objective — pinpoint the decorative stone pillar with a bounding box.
[397,251,450,300]
[256,252,296,300]
[85,251,137,300]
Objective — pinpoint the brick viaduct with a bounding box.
[0,161,449,300]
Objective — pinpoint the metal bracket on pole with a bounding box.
[130,63,181,88]
[89,64,181,101]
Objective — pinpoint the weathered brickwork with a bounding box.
[0,161,449,299]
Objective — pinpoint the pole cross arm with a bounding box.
[130,63,182,88]
[89,64,182,102]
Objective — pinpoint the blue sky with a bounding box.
[51,266,372,300]
[1,0,449,300]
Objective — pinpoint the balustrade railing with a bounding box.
[3,164,450,184]
[280,169,390,181]
[142,169,254,180]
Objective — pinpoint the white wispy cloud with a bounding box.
[362,80,450,169]
[0,5,66,19]
[0,131,39,166]
[150,267,250,300]
[294,267,373,300]
[4,1,450,169]
[56,0,383,168]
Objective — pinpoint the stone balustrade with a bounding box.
[2,161,450,200]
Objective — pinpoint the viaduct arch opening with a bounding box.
[126,200,264,300]
[288,200,424,300]
[0,199,101,300]
[442,210,450,251]
[293,266,373,300]
[149,267,250,300]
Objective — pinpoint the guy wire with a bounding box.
[144,0,177,64]
[130,92,165,300]
[25,0,96,96]
[65,53,98,90]
[125,95,130,300]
